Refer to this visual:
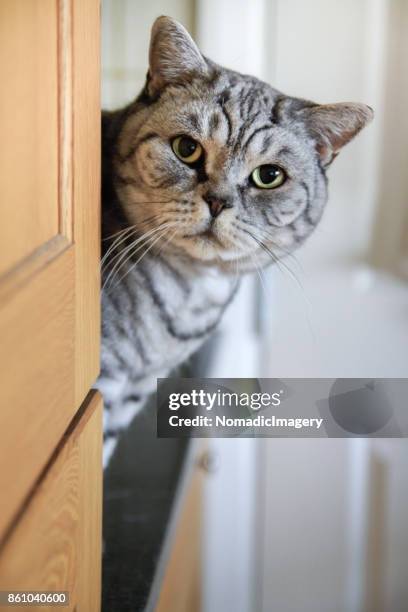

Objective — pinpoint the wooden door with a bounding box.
[0,0,101,609]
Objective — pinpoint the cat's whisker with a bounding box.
[156,226,180,258]
[232,226,271,297]
[236,222,306,294]
[128,199,175,206]
[103,226,174,292]
[263,244,306,294]
[101,225,138,266]
[102,222,173,274]
[250,233,290,279]
[102,226,135,241]
[242,227,316,335]
[102,223,176,291]
[102,214,171,268]
[257,229,305,275]
[242,218,304,274]
[138,213,169,226]
[247,249,271,303]
[102,211,167,244]
[233,244,240,286]
[107,222,180,290]
[102,210,178,256]
[254,229,306,284]
[236,224,288,281]
[108,225,178,292]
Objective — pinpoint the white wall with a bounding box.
[260,437,408,612]
[259,0,408,379]
[196,0,269,79]
[252,3,408,611]
[260,440,354,612]
[101,0,194,109]
[268,0,385,261]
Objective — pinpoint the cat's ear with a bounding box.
[148,16,209,95]
[299,103,373,166]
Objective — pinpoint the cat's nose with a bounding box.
[203,192,233,218]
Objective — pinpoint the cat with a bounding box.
[98,15,373,466]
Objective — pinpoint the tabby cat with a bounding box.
[98,16,373,466]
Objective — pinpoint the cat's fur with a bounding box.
[98,16,373,466]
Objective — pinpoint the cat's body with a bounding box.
[100,194,238,465]
[100,108,239,465]
[98,16,372,466]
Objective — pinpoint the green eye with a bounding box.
[251,164,286,189]
[172,135,203,164]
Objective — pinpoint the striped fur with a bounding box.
[98,17,373,466]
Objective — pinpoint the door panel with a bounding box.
[0,0,100,538]
[0,248,75,537]
[0,391,102,612]
[0,0,60,276]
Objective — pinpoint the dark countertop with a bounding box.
[102,397,194,612]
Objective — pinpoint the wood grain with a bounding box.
[0,0,59,276]
[0,391,103,612]
[72,0,101,406]
[0,247,75,537]
[0,0,102,604]
[59,0,73,241]
[156,463,203,612]
[0,0,101,537]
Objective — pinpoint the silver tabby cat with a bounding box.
[98,16,373,466]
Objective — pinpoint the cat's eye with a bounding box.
[172,135,203,164]
[251,164,286,189]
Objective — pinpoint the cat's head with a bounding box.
[113,16,373,272]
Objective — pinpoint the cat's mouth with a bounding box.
[183,228,225,248]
